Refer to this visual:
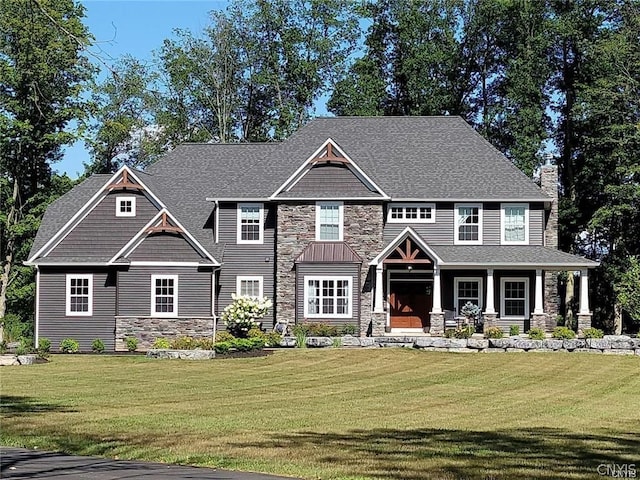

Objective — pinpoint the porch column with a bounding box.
[432,265,442,314]
[579,269,590,314]
[534,269,544,314]
[374,264,384,313]
[485,269,496,314]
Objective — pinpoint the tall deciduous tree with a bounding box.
[0,0,93,337]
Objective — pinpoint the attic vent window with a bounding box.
[116,196,136,217]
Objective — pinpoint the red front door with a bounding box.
[389,281,432,329]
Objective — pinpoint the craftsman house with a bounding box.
[26,116,597,351]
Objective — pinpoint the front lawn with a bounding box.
[1,349,638,479]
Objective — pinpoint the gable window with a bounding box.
[236,276,263,298]
[316,201,343,241]
[304,276,351,318]
[454,277,483,316]
[501,278,529,319]
[151,275,178,316]
[116,196,136,217]
[387,203,435,223]
[455,204,482,244]
[501,203,529,244]
[237,203,264,244]
[66,274,93,316]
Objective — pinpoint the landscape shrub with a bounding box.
[0,341,7,354]
[444,328,456,338]
[91,339,105,353]
[264,331,283,347]
[247,327,266,339]
[332,337,342,348]
[15,336,34,355]
[171,336,195,350]
[1,313,30,342]
[221,294,272,338]
[556,315,565,326]
[292,322,339,337]
[528,327,545,340]
[196,338,215,350]
[454,324,475,339]
[509,325,520,336]
[294,329,307,348]
[125,336,138,352]
[484,326,504,339]
[214,342,231,354]
[38,337,51,357]
[152,337,171,349]
[583,327,604,339]
[231,338,255,352]
[60,338,80,353]
[215,331,236,343]
[249,337,265,349]
[552,326,576,339]
[340,324,357,335]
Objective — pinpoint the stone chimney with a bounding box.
[540,156,559,318]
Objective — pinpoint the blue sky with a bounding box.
[60,1,230,178]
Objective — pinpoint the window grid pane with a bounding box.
[505,206,525,242]
[504,281,526,317]
[307,278,350,317]
[458,206,479,241]
[240,206,261,241]
[318,204,341,240]
[69,277,90,313]
[154,278,175,314]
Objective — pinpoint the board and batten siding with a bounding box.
[48,191,159,259]
[117,266,212,317]
[216,203,276,325]
[127,233,205,262]
[38,268,116,351]
[295,263,360,326]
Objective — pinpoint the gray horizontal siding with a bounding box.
[216,203,275,325]
[48,191,159,259]
[483,203,500,244]
[128,233,205,262]
[282,164,379,198]
[530,203,544,245]
[384,202,454,244]
[38,268,116,352]
[118,266,212,317]
[296,263,360,326]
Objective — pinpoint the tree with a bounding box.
[0,0,93,339]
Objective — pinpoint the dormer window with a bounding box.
[116,196,136,217]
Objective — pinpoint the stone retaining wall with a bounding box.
[115,317,216,351]
[284,335,640,354]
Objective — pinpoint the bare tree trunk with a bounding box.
[0,178,19,342]
[564,272,574,328]
[614,303,623,335]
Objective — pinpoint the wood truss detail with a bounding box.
[107,170,145,191]
[310,142,349,165]
[384,237,432,264]
[146,212,183,234]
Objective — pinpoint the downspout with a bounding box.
[35,266,41,345]
[214,200,219,244]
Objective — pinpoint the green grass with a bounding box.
[1,349,639,479]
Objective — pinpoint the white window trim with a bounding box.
[500,277,530,320]
[151,274,179,317]
[454,277,483,316]
[304,275,352,318]
[116,196,136,217]
[315,201,344,241]
[237,203,264,244]
[454,203,483,245]
[236,275,264,299]
[387,203,436,223]
[501,203,529,245]
[65,274,93,316]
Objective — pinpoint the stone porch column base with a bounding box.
[482,313,498,332]
[531,313,548,331]
[577,313,592,336]
[371,312,386,337]
[430,312,444,336]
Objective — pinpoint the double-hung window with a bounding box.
[455,204,482,244]
[116,196,136,217]
[66,274,93,316]
[237,203,263,244]
[454,277,483,316]
[236,276,263,298]
[316,201,343,241]
[501,203,529,244]
[304,276,351,318]
[501,278,529,319]
[151,275,178,316]
[387,203,435,223]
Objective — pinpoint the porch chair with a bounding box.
[274,319,290,336]
[444,310,457,329]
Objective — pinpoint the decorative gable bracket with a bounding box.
[106,170,145,191]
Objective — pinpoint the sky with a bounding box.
[60,1,231,178]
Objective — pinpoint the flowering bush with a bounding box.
[221,294,272,338]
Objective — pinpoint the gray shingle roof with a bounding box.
[431,245,598,268]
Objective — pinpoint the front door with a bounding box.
[389,281,432,329]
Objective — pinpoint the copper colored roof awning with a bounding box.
[295,242,363,264]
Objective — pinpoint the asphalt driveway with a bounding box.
[1,447,298,479]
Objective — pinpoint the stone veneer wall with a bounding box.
[115,317,215,351]
[275,202,384,336]
[541,164,560,318]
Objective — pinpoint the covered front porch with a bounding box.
[369,228,599,336]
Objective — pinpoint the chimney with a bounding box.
[540,155,559,318]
